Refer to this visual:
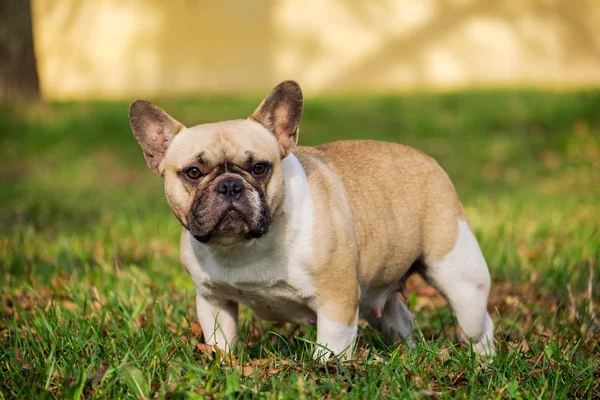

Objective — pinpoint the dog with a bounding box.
[129,80,495,360]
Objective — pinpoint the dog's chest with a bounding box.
[204,280,317,325]
[182,153,318,324]
[183,230,318,325]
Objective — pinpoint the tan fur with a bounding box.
[129,80,494,359]
[131,89,462,323]
[129,99,185,174]
[162,119,286,244]
[250,80,303,157]
[292,142,463,324]
[293,147,360,325]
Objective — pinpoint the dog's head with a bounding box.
[129,81,303,246]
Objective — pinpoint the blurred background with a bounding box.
[1,0,598,302]
[2,0,600,100]
[1,0,598,292]
[1,1,599,397]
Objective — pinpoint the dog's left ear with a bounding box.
[250,80,303,157]
[129,100,185,176]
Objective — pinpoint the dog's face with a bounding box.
[163,120,282,244]
[129,81,303,246]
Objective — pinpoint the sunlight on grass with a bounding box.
[1,91,599,398]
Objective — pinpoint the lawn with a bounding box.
[1,91,599,399]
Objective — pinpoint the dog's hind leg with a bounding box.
[379,294,414,346]
[365,290,414,347]
[422,219,495,358]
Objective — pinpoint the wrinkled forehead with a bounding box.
[165,119,280,168]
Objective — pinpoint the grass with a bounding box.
[1,90,599,399]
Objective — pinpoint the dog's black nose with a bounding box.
[215,179,244,200]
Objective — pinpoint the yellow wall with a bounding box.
[32,0,600,99]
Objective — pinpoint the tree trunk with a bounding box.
[0,0,40,101]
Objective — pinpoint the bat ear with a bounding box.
[250,80,303,157]
[129,100,184,175]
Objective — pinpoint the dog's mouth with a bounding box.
[216,208,243,230]
[190,204,269,244]
[191,207,244,243]
[186,179,272,245]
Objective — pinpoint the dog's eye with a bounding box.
[251,163,268,176]
[185,167,202,179]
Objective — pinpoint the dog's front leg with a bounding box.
[315,300,359,361]
[196,294,238,352]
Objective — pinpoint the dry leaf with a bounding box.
[62,301,78,311]
[354,347,383,363]
[191,322,203,338]
[195,343,220,355]
[418,389,442,398]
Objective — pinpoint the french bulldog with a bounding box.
[129,81,495,360]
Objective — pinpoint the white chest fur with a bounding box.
[180,154,317,324]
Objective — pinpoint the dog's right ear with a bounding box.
[129,100,185,175]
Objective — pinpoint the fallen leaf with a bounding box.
[241,365,255,377]
[418,389,442,398]
[354,347,383,363]
[191,322,203,338]
[195,343,218,355]
[62,301,78,311]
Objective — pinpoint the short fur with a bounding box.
[129,80,496,360]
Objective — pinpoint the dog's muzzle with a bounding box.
[188,178,270,243]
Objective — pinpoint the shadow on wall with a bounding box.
[312,0,600,90]
[32,0,600,99]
